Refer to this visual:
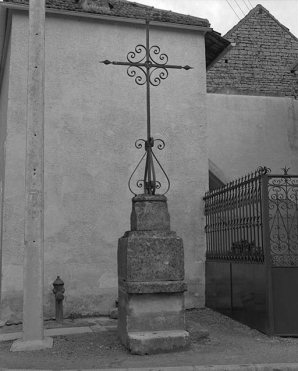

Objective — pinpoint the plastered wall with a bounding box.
[0,10,208,322]
[207,94,298,182]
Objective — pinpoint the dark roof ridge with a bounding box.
[124,1,151,7]
[126,1,206,23]
[224,3,298,42]
[3,0,211,28]
[116,0,152,9]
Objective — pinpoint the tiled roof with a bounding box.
[2,0,231,68]
[3,0,210,28]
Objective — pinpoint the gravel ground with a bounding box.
[1,308,298,370]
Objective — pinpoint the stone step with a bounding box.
[127,329,190,355]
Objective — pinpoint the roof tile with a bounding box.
[2,0,231,68]
[3,0,210,28]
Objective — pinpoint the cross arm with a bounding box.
[100,60,142,67]
[100,60,193,70]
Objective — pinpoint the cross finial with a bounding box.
[282,166,290,175]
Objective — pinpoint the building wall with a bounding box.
[0,10,208,322]
[207,94,298,182]
[207,6,298,97]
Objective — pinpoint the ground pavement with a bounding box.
[1,308,298,371]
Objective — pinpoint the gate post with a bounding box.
[260,171,274,336]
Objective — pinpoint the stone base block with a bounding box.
[10,336,53,352]
[118,289,187,338]
[118,230,184,282]
[117,195,189,355]
[131,194,170,231]
[127,330,190,355]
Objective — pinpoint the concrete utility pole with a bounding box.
[11,0,53,351]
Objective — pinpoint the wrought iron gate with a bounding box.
[204,167,298,336]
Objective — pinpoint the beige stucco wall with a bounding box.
[0,10,208,322]
[207,94,298,181]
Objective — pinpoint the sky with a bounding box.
[127,0,298,37]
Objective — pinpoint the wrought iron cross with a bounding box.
[100,16,193,195]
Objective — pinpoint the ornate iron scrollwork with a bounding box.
[128,137,170,196]
[257,166,271,175]
[268,173,298,266]
[100,15,193,195]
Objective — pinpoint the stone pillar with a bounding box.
[11,0,52,351]
[118,194,190,355]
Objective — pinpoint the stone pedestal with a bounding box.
[117,194,190,354]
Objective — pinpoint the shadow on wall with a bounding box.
[209,159,226,191]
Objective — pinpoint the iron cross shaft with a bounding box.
[100,17,193,195]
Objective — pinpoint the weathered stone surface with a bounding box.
[118,196,189,354]
[186,320,209,341]
[120,230,177,240]
[118,289,186,334]
[10,337,53,352]
[122,280,187,294]
[131,194,170,231]
[127,330,190,355]
[118,231,184,282]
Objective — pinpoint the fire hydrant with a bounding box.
[53,276,65,323]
